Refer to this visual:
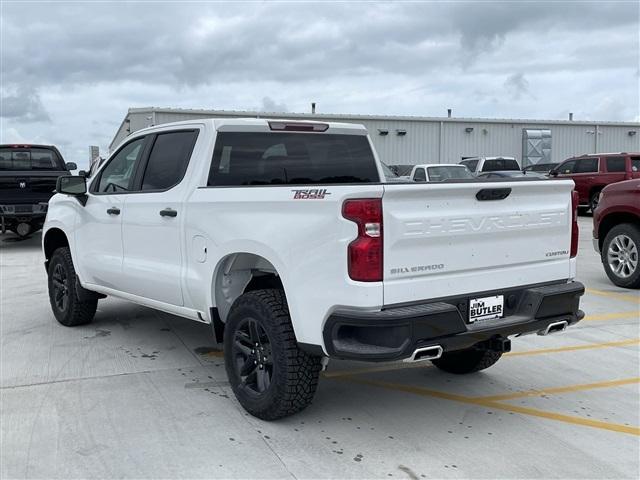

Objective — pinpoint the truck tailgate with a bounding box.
[382,180,575,305]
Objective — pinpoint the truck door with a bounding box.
[76,137,147,288]
[120,129,199,306]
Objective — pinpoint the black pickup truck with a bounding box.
[0,144,76,237]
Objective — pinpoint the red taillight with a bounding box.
[571,190,579,258]
[268,121,329,132]
[342,199,383,282]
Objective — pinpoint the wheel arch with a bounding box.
[211,252,286,325]
[43,228,70,270]
[599,213,640,250]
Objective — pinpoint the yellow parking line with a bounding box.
[586,288,639,304]
[323,338,640,378]
[504,338,640,357]
[341,376,640,436]
[583,311,638,321]
[474,377,640,401]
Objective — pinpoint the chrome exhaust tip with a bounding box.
[403,345,443,363]
[538,320,568,336]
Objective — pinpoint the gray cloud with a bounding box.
[504,73,530,100]
[258,97,289,113]
[0,1,638,166]
[1,87,50,122]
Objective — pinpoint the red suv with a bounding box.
[593,179,640,288]
[550,153,640,211]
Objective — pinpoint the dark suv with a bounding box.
[0,144,75,237]
[550,153,640,211]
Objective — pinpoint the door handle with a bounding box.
[106,207,120,215]
[159,208,177,218]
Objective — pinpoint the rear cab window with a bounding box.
[482,158,520,172]
[208,133,379,186]
[0,146,65,171]
[631,156,640,172]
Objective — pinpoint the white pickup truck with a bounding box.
[43,118,584,420]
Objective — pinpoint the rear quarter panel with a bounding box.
[184,184,385,347]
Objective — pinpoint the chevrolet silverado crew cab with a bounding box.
[1,144,76,237]
[43,119,584,420]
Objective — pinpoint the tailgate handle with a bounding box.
[476,188,512,201]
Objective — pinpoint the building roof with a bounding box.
[110,106,640,150]
[128,106,640,126]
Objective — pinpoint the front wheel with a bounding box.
[48,247,98,326]
[431,346,502,374]
[601,223,640,288]
[224,289,322,420]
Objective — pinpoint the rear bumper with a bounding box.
[323,281,585,361]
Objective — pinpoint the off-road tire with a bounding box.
[224,289,322,420]
[601,223,640,289]
[431,347,502,374]
[48,247,98,326]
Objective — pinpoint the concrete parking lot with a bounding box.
[1,215,638,479]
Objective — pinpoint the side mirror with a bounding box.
[549,169,559,177]
[56,176,88,206]
[65,162,77,171]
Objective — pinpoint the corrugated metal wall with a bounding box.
[114,110,640,166]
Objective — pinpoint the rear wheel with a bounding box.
[431,346,502,374]
[224,289,322,420]
[601,223,640,288]
[48,247,98,326]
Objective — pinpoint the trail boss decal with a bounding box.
[468,295,504,323]
[292,189,331,199]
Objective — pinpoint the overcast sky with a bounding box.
[1,1,639,168]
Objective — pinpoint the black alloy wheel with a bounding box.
[232,317,274,394]
[51,263,69,313]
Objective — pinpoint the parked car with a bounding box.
[460,156,520,174]
[0,144,76,237]
[592,179,640,288]
[477,171,545,179]
[410,164,473,182]
[44,118,584,420]
[550,153,640,211]
[523,162,558,174]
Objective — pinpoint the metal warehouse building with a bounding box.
[110,107,640,167]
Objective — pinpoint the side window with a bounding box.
[413,168,426,182]
[559,160,577,174]
[631,156,640,172]
[97,138,145,193]
[606,156,625,172]
[141,130,199,191]
[575,157,598,173]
